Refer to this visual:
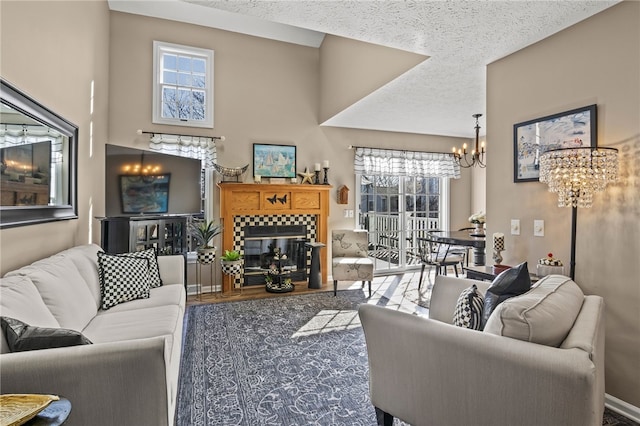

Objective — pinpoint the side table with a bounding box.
[305,242,325,289]
[25,397,71,426]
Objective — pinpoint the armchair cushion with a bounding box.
[453,284,484,330]
[481,261,531,329]
[484,275,584,347]
[1,317,92,352]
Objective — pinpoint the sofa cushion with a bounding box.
[118,248,162,288]
[61,244,104,308]
[453,284,484,330]
[5,255,97,332]
[83,305,182,362]
[483,275,584,347]
[0,275,61,354]
[98,252,151,310]
[103,284,185,314]
[1,317,92,352]
[481,261,531,329]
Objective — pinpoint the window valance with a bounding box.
[149,134,217,169]
[354,147,460,178]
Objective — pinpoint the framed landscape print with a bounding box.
[253,143,297,178]
[120,174,170,213]
[513,104,597,182]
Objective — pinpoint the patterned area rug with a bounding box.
[176,289,636,426]
[176,290,378,426]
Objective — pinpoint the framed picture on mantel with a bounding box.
[253,143,297,179]
[513,104,597,182]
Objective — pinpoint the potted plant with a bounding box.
[220,249,244,276]
[189,219,223,264]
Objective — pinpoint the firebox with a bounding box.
[243,225,307,286]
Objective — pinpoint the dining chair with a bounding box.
[449,227,475,267]
[417,232,464,290]
[331,229,374,297]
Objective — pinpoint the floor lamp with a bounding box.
[539,147,619,279]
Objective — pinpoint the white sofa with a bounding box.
[0,244,186,426]
[359,274,605,426]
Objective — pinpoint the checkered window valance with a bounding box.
[354,147,460,178]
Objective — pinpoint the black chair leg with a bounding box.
[375,407,394,426]
[333,279,337,296]
[366,280,371,297]
[418,263,426,290]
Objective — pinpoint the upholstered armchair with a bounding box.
[331,230,374,297]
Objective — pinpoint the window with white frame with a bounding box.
[153,41,214,128]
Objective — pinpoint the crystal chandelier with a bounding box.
[539,147,619,208]
[453,113,486,168]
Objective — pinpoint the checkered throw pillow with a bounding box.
[98,252,151,310]
[453,284,485,330]
[118,248,162,288]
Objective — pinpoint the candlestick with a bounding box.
[314,170,321,184]
[322,167,329,185]
[493,232,505,265]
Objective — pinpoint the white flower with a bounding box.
[468,211,486,224]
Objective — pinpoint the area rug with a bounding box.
[176,289,636,426]
[176,290,378,426]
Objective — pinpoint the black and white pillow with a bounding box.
[453,284,485,330]
[98,252,151,310]
[118,248,162,288]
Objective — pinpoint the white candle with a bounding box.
[254,175,261,183]
[314,163,321,171]
[322,160,329,168]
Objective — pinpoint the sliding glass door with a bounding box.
[357,174,449,273]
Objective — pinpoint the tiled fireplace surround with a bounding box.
[231,214,317,288]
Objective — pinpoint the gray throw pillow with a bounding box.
[1,316,92,352]
[481,261,531,329]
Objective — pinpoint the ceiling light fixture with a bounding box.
[453,113,486,168]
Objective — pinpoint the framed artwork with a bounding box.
[253,143,297,178]
[513,104,597,182]
[120,174,170,213]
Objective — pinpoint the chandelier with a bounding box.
[539,147,619,208]
[453,113,485,168]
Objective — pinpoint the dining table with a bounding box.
[428,230,486,266]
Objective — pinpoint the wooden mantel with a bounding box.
[218,182,332,293]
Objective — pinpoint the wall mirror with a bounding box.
[0,79,78,228]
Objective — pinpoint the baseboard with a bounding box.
[605,394,640,423]
[186,283,221,295]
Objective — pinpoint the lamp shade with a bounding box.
[539,147,618,208]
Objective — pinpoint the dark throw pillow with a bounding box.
[481,261,531,329]
[453,284,485,330]
[1,317,92,352]
[97,252,151,310]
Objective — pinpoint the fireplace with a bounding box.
[243,225,307,286]
[218,183,331,293]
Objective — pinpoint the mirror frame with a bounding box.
[1,79,78,228]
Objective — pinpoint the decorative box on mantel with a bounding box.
[218,183,332,293]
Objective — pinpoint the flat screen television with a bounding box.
[105,144,202,216]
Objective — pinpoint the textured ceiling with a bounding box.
[110,0,619,138]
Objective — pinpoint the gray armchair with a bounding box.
[331,229,374,297]
[359,275,605,426]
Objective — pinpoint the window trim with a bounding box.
[152,41,214,128]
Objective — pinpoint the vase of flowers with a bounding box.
[468,211,486,235]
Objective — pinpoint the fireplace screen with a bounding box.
[243,225,307,286]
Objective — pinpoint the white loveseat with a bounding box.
[359,274,605,426]
[0,244,186,426]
